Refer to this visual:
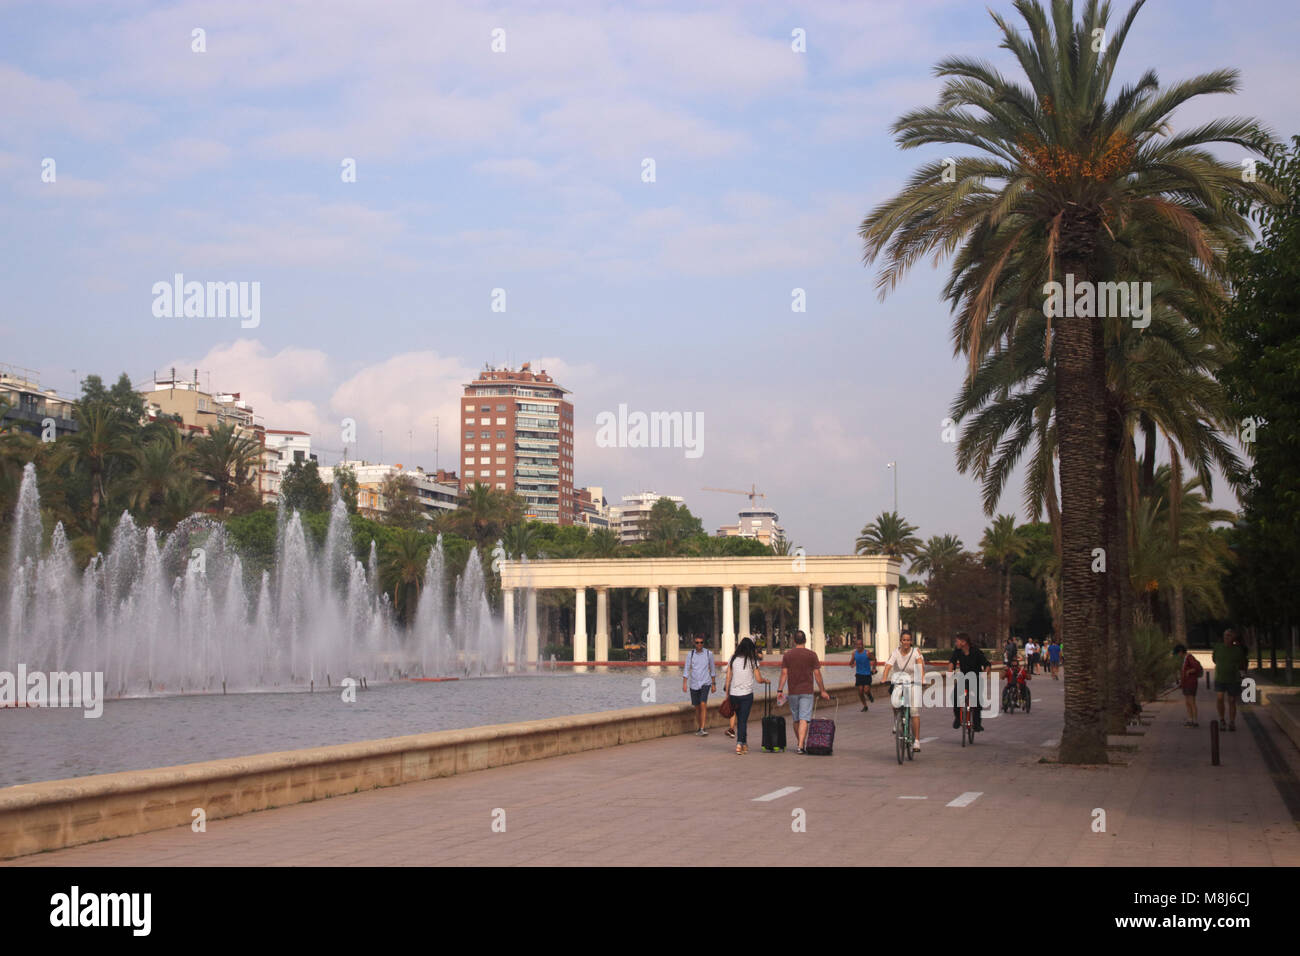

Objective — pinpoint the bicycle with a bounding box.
[958,683,976,746]
[891,676,915,764]
[1001,681,1031,714]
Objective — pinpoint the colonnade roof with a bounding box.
[499,555,901,590]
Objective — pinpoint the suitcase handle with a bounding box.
[812,695,839,719]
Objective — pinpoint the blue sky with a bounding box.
[3,0,1297,553]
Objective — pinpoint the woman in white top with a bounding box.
[881,630,925,751]
[724,636,770,755]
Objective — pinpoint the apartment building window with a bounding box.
[465,457,475,465]
[496,417,506,425]
[496,483,505,489]
[464,443,473,451]
[465,431,475,439]
[466,470,475,477]
[496,404,506,411]
[496,470,506,477]
[495,457,505,464]
[496,430,505,439]
[495,443,505,451]
[480,418,490,425]
[464,416,474,424]
[480,405,490,412]
[479,443,490,451]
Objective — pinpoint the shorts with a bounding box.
[1181,684,1198,697]
[1214,681,1241,698]
[788,694,814,722]
[689,685,711,705]
[890,682,921,709]
[855,674,872,687]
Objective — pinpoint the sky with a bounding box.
[3,0,1297,554]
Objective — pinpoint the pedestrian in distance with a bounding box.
[1174,644,1203,727]
[882,629,925,752]
[1047,637,1061,679]
[776,630,829,754]
[1212,629,1249,732]
[1025,639,1039,674]
[850,638,875,711]
[724,637,769,755]
[682,635,716,736]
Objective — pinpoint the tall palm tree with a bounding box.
[981,515,1028,644]
[191,423,261,513]
[381,528,432,625]
[446,482,524,549]
[855,511,921,560]
[910,534,965,580]
[862,0,1270,762]
[55,402,133,532]
[121,425,196,525]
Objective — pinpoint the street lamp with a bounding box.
[886,461,897,513]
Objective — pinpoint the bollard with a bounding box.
[222,680,226,695]
[1206,669,1211,690]
[310,680,314,693]
[327,674,332,688]
[1210,720,1220,766]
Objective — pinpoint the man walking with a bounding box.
[1212,628,1249,732]
[682,636,716,736]
[850,639,874,711]
[777,630,829,754]
[948,632,989,732]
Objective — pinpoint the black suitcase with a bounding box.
[761,684,786,752]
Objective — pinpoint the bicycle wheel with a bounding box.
[960,706,967,748]
[1024,688,1031,713]
[906,713,915,760]
[895,711,905,764]
[967,710,976,744]
[1002,687,1015,713]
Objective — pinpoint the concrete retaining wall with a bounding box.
[0,683,868,859]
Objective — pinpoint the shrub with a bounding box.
[1133,624,1178,700]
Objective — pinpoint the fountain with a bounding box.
[1,463,512,695]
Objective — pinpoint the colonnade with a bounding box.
[500,581,903,664]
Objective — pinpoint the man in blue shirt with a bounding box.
[682,637,716,736]
[850,639,874,711]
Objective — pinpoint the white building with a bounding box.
[260,429,314,504]
[717,507,786,548]
[616,491,685,544]
[319,460,459,521]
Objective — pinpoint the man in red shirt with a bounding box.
[776,630,830,754]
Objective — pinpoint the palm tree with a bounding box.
[446,482,524,549]
[191,423,261,513]
[910,534,965,580]
[855,511,921,560]
[500,521,538,560]
[981,515,1028,644]
[381,528,432,625]
[862,0,1270,762]
[54,402,133,532]
[121,425,196,525]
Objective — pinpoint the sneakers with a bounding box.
[1183,720,1194,727]
[974,724,984,732]
[861,705,869,712]
[913,741,921,752]
[952,718,961,729]
[795,747,806,754]
[696,728,708,737]
[735,744,743,755]
[740,744,748,754]
[725,728,736,738]
[867,690,875,702]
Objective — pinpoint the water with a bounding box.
[0,671,668,786]
[2,464,518,693]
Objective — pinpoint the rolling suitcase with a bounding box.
[761,684,786,752]
[805,697,838,755]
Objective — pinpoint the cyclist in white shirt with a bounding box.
[881,630,925,752]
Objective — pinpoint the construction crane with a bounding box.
[702,484,768,508]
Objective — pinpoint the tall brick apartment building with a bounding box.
[460,363,574,525]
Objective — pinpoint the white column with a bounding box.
[812,586,825,658]
[738,586,750,639]
[503,588,516,669]
[888,586,900,653]
[721,586,735,658]
[666,587,680,662]
[875,585,888,661]
[595,587,609,662]
[798,585,811,639]
[525,588,539,668]
[647,587,661,664]
[573,587,588,663]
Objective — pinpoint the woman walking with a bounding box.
[724,637,769,755]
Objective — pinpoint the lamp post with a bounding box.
[886,461,897,513]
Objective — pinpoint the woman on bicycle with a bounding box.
[881,630,925,752]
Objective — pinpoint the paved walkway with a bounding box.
[10,673,1300,866]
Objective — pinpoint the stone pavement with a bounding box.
[9,673,1300,866]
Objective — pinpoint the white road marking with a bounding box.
[898,795,928,800]
[753,786,802,802]
[946,791,984,808]
[919,736,939,743]
[1042,738,1059,746]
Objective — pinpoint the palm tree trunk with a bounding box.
[1105,406,1134,734]
[712,590,720,648]
[1171,583,1188,647]
[1002,568,1012,644]
[621,590,629,647]
[1056,235,1110,764]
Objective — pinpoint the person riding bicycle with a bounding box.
[948,632,989,732]
[1003,659,1031,708]
[882,630,925,752]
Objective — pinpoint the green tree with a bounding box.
[981,515,1028,643]
[280,460,331,514]
[191,423,261,514]
[855,511,921,559]
[910,534,965,580]
[860,0,1270,762]
[333,464,359,514]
